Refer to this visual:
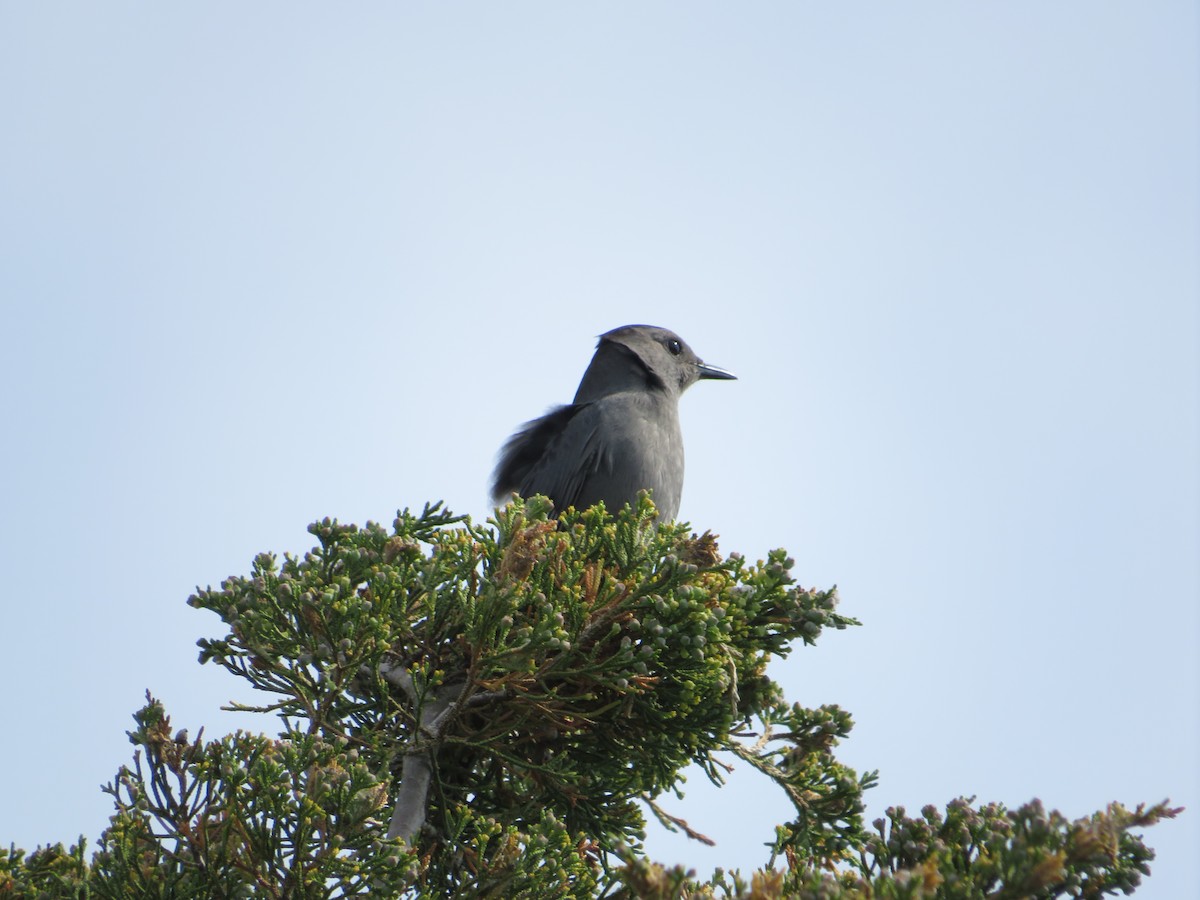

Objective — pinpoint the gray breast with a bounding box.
[571,391,684,520]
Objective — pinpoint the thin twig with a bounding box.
[641,795,716,846]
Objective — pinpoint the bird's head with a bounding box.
[574,324,736,403]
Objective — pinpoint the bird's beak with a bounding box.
[696,361,737,381]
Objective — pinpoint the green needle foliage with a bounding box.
[0,497,1178,899]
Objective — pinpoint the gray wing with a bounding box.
[517,402,610,511]
[491,402,610,511]
[494,394,681,516]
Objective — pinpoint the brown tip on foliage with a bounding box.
[680,531,722,569]
[499,521,558,582]
[383,537,421,564]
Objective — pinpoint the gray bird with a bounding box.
[491,324,736,520]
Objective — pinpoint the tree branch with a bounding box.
[386,672,467,843]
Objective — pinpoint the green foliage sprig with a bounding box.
[185,495,862,891]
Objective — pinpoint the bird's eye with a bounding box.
[666,339,682,356]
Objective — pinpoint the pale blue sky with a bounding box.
[1,3,1196,895]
